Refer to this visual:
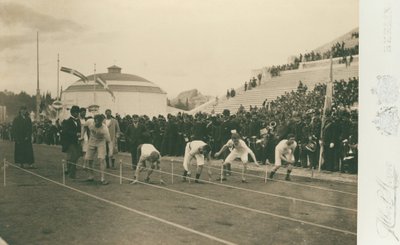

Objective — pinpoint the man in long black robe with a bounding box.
[12,106,35,168]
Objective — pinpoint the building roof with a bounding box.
[64,66,166,94]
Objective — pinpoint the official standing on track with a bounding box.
[12,106,35,169]
[125,115,145,170]
[105,109,120,169]
[182,140,212,183]
[61,105,81,178]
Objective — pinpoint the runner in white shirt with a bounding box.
[104,109,120,169]
[269,134,297,181]
[214,133,259,182]
[84,114,111,185]
[182,140,211,183]
[79,108,89,169]
[131,144,164,184]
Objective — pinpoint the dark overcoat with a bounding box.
[12,114,34,164]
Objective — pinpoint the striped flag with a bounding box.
[95,77,115,101]
[323,55,334,113]
[60,67,88,83]
[318,52,334,171]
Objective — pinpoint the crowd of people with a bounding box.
[1,119,61,145]
[226,88,236,99]
[3,76,359,177]
[226,73,263,100]
[244,74,262,92]
[267,39,359,77]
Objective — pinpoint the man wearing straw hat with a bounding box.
[84,114,111,185]
[182,140,212,183]
[269,134,297,181]
[130,143,164,185]
[214,132,259,183]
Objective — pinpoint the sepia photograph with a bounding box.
[0,0,372,244]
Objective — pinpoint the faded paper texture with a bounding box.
[359,0,400,244]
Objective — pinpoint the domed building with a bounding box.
[61,65,167,117]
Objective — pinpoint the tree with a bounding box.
[0,90,36,120]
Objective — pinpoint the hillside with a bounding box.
[169,89,212,111]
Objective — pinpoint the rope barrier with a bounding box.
[29,144,358,193]
[5,161,236,245]
[220,163,223,184]
[203,163,357,196]
[119,160,122,185]
[62,160,66,185]
[3,158,6,187]
[5,160,357,237]
[61,159,357,212]
[264,165,268,184]
[171,159,174,184]
[99,159,357,212]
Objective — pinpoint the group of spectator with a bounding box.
[244,74,262,92]
[267,39,359,77]
[333,77,359,106]
[300,42,358,63]
[0,122,12,140]
[31,119,62,145]
[351,32,359,39]
[2,77,359,174]
[267,63,300,77]
[1,120,62,145]
[226,88,236,99]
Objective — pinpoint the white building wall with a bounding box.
[61,91,166,118]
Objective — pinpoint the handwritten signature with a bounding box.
[376,162,399,241]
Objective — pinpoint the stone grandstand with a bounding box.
[191,29,359,114]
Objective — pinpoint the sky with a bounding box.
[0,0,358,98]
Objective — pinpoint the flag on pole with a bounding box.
[60,67,88,83]
[323,54,334,114]
[318,51,334,171]
[95,77,115,101]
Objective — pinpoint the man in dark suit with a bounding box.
[322,113,341,171]
[12,106,35,168]
[125,115,145,170]
[61,105,82,178]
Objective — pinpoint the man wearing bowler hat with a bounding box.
[61,105,82,178]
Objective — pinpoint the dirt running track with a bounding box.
[0,141,357,245]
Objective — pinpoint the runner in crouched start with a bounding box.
[182,140,212,183]
[269,134,297,181]
[131,144,165,185]
[214,133,260,183]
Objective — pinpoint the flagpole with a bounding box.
[56,53,60,120]
[318,49,334,172]
[57,54,60,100]
[36,31,41,122]
[93,63,96,105]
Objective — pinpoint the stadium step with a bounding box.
[198,62,358,114]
